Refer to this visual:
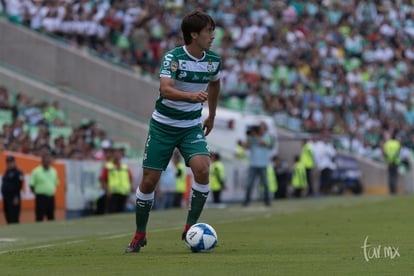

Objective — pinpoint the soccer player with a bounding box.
[125,9,222,253]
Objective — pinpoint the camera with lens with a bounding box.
[246,125,260,136]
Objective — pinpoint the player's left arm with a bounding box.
[203,79,220,136]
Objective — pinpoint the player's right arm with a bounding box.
[160,78,208,103]
[159,52,208,103]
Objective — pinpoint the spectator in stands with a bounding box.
[0,82,129,160]
[94,137,113,161]
[0,86,12,110]
[5,0,414,168]
[43,100,67,126]
[14,93,46,126]
[33,123,51,151]
[2,123,13,146]
[11,116,25,139]
[244,87,264,114]
[0,135,5,151]
[51,135,66,158]
[0,0,5,14]
[5,0,25,23]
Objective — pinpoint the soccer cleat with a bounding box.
[181,224,191,240]
[125,236,147,253]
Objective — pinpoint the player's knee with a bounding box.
[192,165,210,183]
[189,155,210,182]
[140,171,161,193]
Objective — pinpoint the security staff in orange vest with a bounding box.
[100,146,133,213]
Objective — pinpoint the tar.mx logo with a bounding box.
[361,236,400,262]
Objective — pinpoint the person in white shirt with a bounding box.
[6,0,25,22]
[312,133,336,194]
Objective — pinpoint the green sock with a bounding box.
[135,198,153,233]
[186,188,209,226]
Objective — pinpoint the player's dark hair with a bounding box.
[181,10,215,45]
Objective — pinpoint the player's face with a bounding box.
[194,24,215,51]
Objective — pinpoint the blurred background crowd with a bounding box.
[0,85,119,160]
[1,0,414,162]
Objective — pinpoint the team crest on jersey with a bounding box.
[207,60,214,72]
[171,61,178,72]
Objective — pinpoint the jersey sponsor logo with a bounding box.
[164,53,173,62]
[163,53,174,68]
[181,61,187,70]
[161,69,171,75]
[192,74,200,81]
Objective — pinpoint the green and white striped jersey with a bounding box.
[153,46,222,128]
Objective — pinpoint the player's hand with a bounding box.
[203,116,215,136]
[192,91,208,103]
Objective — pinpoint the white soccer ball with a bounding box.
[185,223,218,253]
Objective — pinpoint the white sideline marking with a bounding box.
[0,226,184,254]
[0,240,86,255]
[99,234,130,240]
[0,238,17,242]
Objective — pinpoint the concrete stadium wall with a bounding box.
[0,66,148,151]
[0,18,158,120]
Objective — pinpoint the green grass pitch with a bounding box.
[0,195,413,275]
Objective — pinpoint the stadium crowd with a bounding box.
[2,0,414,162]
[0,85,120,160]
